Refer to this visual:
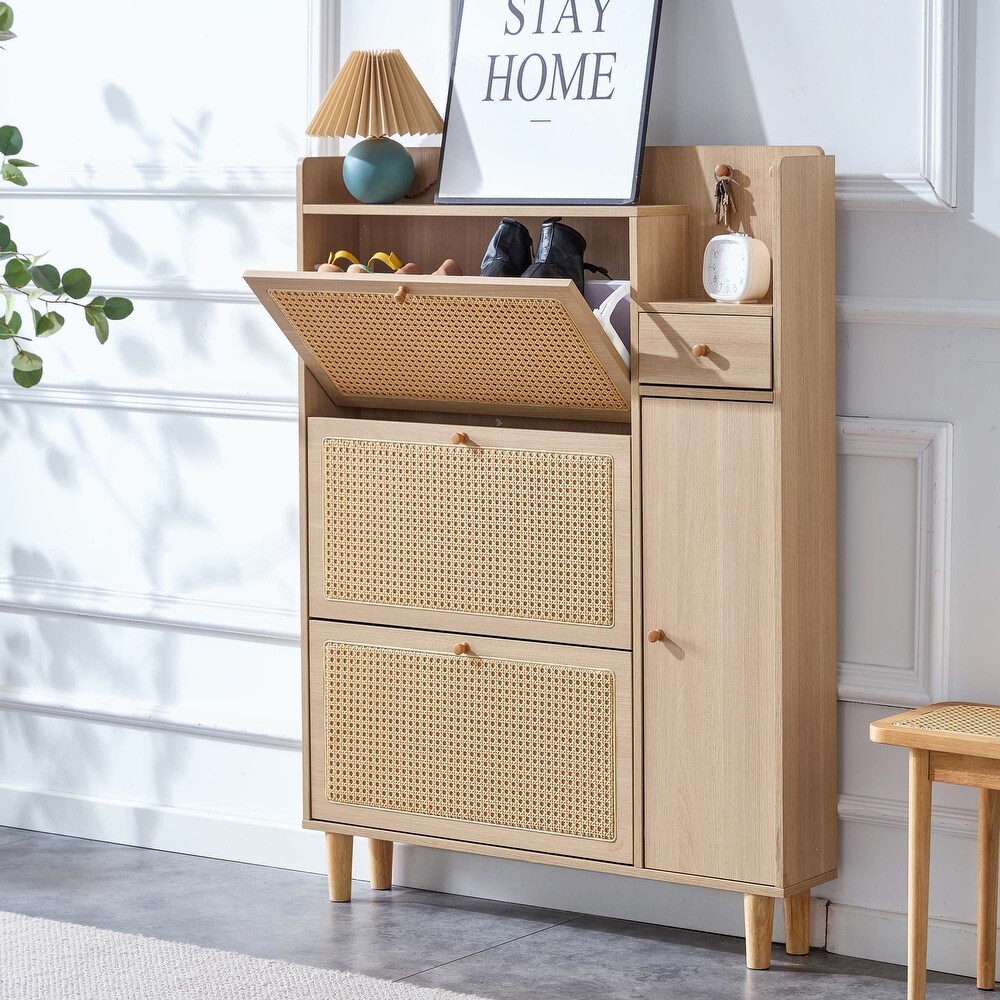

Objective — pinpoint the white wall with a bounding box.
[1,0,998,978]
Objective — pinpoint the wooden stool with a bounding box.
[872,704,1000,999]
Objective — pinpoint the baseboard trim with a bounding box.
[827,901,992,982]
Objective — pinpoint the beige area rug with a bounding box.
[0,910,488,1000]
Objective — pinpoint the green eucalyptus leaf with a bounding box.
[7,309,20,334]
[6,159,35,168]
[0,5,14,31]
[3,289,13,323]
[12,349,42,372]
[1,161,27,186]
[29,263,60,293]
[35,310,64,337]
[0,222,8,247]
[13,367,43,388]
[88,295,107,308]
[4,257,29,288]
[104,297,133,321]
[0,125,23,156]
[85,304,110,343]
[61,267,92,299]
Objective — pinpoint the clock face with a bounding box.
[704,237,749,300]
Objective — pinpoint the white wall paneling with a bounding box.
[836,418,953,706]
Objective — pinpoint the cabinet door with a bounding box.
[642,398,778,886]
[309,621,633,864]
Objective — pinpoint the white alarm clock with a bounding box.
[703,233,771,303]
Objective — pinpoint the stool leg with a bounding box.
[325,832,353,903]
[783,890,811,955]
[978,788,1000,990]
[909,749,932,1000]
[368,838,394,891]
[744,894,775,970]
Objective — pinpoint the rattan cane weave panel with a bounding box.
[894,705,1000,740]
[324,642,617,840]
[321,437,616,626]
[267,289,629,412]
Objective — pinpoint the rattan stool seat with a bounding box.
[871,702,1000,761]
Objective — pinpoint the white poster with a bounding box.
[437,0,662,204]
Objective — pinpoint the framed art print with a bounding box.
[437,0,663,205]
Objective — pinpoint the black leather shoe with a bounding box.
[521,218,609,294]
[480,218,533,278]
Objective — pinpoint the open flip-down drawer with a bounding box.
[243,272,631,422]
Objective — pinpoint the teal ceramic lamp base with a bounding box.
[343,137,415,205]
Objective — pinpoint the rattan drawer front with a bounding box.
[308,622,633,863]
[307,419,632,648]
[244,271,630,422]
[638,313,772,389]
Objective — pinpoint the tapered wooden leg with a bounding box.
[978,788,1000,990]
[325,832,353,903]
[908,749,932,1000]
[783,890,811,955]
[744,894,775,970]
[369,838,394,891]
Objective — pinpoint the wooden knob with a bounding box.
[394,285,409,304]
[692,344,711,359]
[451,432,469,445]
[715,164,732,179]
[647,629,665,644]
[453,642,471,655]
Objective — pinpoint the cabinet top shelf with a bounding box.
[301,203,689,219]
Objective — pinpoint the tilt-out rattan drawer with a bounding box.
[307,418,632,648]
[308,621,633,864]
[638,313,773,389]
[245,271,630,423]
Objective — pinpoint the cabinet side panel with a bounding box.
[774,154,838,886]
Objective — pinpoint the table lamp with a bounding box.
[307,49,444,205]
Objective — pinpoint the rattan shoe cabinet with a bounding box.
[244,145,837,970]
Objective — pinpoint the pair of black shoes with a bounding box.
[480,217,609,295]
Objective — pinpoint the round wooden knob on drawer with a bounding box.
[393,285,409,304]
[647,629,665,644]
[453,642,471,655]
[451,432,469,445]
[692,344,711,359]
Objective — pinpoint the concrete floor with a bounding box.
[0,827,973,998]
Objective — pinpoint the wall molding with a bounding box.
[3,164,296,200]
[839,791,976,840]
[837,0,958,211]
[0,575,298,643]
[0,382,297,421]
[836,418,953,707]
[0,686,299,751]
[837,295,1000,330]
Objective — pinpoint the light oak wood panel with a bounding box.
[304,817,836,898]
[302,203,688,218]
[308,621,633,865]
[639,385,774,403]
[306,417,632,648]
[929,752,1000,790]
[643,301,773,317]
[772,153,839,887]
[638,146,823,302]
[642,398,778,886]
[638,313,772,389]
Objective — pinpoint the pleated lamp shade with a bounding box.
[307,49,444,139]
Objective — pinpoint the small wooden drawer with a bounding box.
[309,621,633,864]
[638,313,772,389]
[307,417,632,649]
